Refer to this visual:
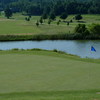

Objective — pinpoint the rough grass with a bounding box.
[0,50,100,100]
[0,14,100,41]
[0,14,100,35]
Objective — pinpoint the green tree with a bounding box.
[89,24,100,35]
[75,14,83,21]
[70,19,73,23]
[48,19,51,25]
[25,17,30,21]
[57,21,60,25]
[36,20,39,27]
[42,13,48,21]
[49,12,56,20]
[67,22,69,26]
[75,24,88,35]
[39,17,43,24]
[27,17,30,21]
[4,7,13,19]
[60,13,68,21]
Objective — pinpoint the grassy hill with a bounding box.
[0,50,100,100]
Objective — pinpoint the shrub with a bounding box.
[11,48,19,51]
[42,13,48,21]
[70,19,73,23]
[49,12,56,20]
[25,17,30,21]
[60,13,68,21]
[27,17,30,21]
[57,21,60,25]
[48,19,51,25]
[53,49,58,52]
[4,7,13,19]
[75,14,83,21]
[39,17,43,24]
[75,24,88,35]
[67,22,69,26]
[89,24,100,35]
[36,20,39,27]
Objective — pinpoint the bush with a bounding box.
[75,24,88,35]
[49,12,56,20]
[89,24,100,35]
[57,21,60,25]
[5,7,13,19]
[25,17,30,21]
[70,19,73,23]
[48,19,51,25]
[42,13,48,21]
[11,48,19,51]
[60,13,68,21]
[53,49,58,52]
[75,14,83,21]
[39,17,43,24]
[36,20,39,27]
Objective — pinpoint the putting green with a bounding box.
[0,50,100,100]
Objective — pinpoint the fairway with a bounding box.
[0,50,100,100]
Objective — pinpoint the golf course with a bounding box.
[0,50,100,100]
[0,0,100,99]
[0,6,100,100]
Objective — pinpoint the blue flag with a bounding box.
[91,46,96,52]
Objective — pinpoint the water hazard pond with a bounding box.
[0,40,100,59]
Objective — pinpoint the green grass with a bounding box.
[0,13,100,35]
[0,14,100,41]
[1,91,100,100]
[0,50,100,99]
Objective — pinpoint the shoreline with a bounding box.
[0,49,100,60]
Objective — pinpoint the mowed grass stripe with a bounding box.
[0,51,100,94]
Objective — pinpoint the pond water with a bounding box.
[0,40,100,59]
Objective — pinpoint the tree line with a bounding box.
[0,0,100,16]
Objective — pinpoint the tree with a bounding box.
[70,19,73,23]
[49,12,56,20]
[25,17,30,21]
[4,7,13,19]
[60,13,68,21]
[67,22,69,26]
[27,17,30,21]
[75,24,88,34]
[39,17,43,24]
[42,13,48,21]
[89,24,100,35]
[48,19,51,25]
[36,20,39,27]
[29,15,32,18]
[75,14,83,21]
[1,0,100,15]
[57,21,60,25]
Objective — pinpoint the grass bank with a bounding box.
[0,49,100,99]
